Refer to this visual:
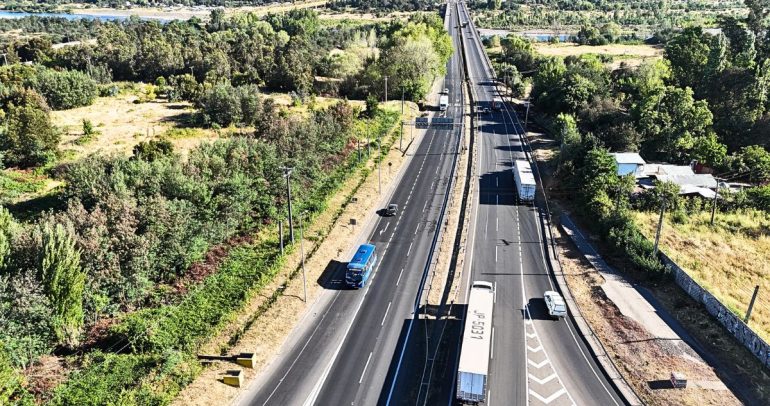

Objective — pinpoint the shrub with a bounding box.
[132,139,174,162]
[31,68,98,110]
[2,102,60,167]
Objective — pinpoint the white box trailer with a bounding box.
[457,281,495,404]
[513,159,536,202]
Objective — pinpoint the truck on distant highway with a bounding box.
[439,94,449,111]
[456,281,494,404]
[513,159,536,203]
[346,243,377,288]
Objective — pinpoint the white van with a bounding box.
[544,291,566,319]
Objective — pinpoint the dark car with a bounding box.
[385,204,398,216]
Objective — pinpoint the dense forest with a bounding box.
[0,9,452,404]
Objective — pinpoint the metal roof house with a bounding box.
[610,153,646,177]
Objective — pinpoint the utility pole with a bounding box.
[524,98,531,135]
[281,167,295,243]
[400,120,404,151]
[378,139,382,195]
[710,178,720,226]
[384,76,389,104]
[401,88,405,116]
[299,211,308,302]
[744,285,760,323]
[279,219,284,255]
[653,198,666,257]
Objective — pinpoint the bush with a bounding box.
[31,68,98,110]
[132,139,174,162]
[2,102,60,167]
[48,352,160,406]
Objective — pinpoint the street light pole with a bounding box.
[281,167,295,243]
[299,211,308,302]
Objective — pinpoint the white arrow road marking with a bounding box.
[528,373,558,386]
[526,331,537,338]
[529,388,569,405]
[527,345,543,353]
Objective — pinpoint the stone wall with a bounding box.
[660,252,770,370]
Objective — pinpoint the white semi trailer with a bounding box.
[456,281,495,404]
[513,159,536,202]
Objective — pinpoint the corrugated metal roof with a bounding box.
[611,152,646,165]
[657,173,717,189]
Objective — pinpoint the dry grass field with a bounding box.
[52,92,218,161]
[533,43,663,68]
[634,209,770,343]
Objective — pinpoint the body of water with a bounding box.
[0,10,173,21]
[477,28,572,42]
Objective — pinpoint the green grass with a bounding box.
[0,170,51,204]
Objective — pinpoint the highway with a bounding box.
[456,2,626,405]
[238,5,464,406]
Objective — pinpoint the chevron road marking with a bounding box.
[528,373,558,386]
[529,388,569,405]
[527,345,543,353]
[528,359,549,369]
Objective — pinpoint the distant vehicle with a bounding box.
[384,203,398,216]
[346,244,377,288]
[462,21,468,28]
[439,94,449,111]
[513,159,536,202]
[544,290,567,319]
[457,281,494,404]
[443,88,449,94]
[491,96,504,111]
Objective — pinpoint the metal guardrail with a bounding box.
[384,3,466,404]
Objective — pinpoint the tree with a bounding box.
[576,25,607,46]
[531,57,566,112]
[635,86,713,162]
[31,68,98,110]
[690,132,727,167]
[500,35,538,72]
[665,27,711,93]
[39,223,85,347]
[736,145,770,182]
[3,102,60,167]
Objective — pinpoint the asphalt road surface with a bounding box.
[456,2,626,405]
[239,6,464,406]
